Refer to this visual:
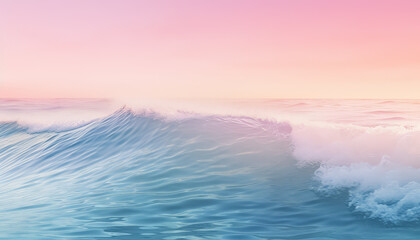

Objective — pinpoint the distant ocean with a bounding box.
[0,98,420,239]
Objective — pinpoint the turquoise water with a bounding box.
[1,100,420,239]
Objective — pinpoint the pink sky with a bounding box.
[1,0,419,99]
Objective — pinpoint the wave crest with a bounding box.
[291,123,420,223]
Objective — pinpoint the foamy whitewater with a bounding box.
[0,99,420,239]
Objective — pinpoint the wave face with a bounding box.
[1,99,420,239]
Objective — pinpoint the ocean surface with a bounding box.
[0,99,420,239]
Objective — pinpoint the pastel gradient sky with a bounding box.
[1,0,419,99]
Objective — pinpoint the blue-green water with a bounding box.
[1,101,420,239]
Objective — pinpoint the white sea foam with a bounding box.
[314,162,420,222]
[290,122,420,222]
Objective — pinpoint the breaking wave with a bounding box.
[1,98,420,239]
